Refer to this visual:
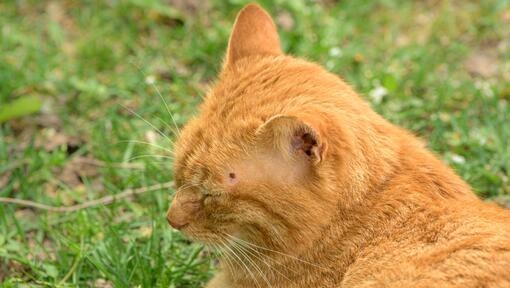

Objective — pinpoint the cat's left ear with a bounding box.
[256,115,327,165]
[224,3,282,68]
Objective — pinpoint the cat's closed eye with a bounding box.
[195,184,216,197]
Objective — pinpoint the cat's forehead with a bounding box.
[175,118,258,175]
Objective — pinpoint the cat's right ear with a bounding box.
[223,3,282,68]
[255,115,327,165]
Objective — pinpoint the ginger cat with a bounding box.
[167,4,510,287]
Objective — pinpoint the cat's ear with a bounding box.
[224,3,282,68]
[256,115,326,165]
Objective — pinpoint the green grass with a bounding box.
[0,0,509,286]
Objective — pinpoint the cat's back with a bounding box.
[340,172,510,287]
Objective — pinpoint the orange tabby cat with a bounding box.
[167,4,510,287]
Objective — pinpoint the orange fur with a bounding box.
[167,3,510,287]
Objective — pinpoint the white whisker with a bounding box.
[117,140,175,155]
[226,233,331,271]
[120,104,175,145]
[216,241,235,274]
[221,238,261,288]
[129,60,182,137]
[152,87,181,136]
[230,240,273,287]
[232,237,294,281]
[127,154,175,162]
[155,111,181,138]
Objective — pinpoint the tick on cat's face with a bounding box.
[166,4,340,248]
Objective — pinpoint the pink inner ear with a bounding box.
[291,135,304,150]
[292,133,317,156]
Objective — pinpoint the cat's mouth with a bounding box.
[174,224,241,248]
[181,229,224,244]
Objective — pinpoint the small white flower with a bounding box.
[329,47,343,58]
[451,154,466,165]
[471,130,487,146]
[145,75,156,85]
[369,86,388,104]
[475,80,494,98]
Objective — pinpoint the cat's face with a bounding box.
[167,4,363,249]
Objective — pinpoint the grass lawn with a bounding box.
[0,0,509,286]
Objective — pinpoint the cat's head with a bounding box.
[167,4,396,250]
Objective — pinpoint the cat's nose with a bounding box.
[166,205,190,229]
[166,198,201,230]
[167,211,189,229]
